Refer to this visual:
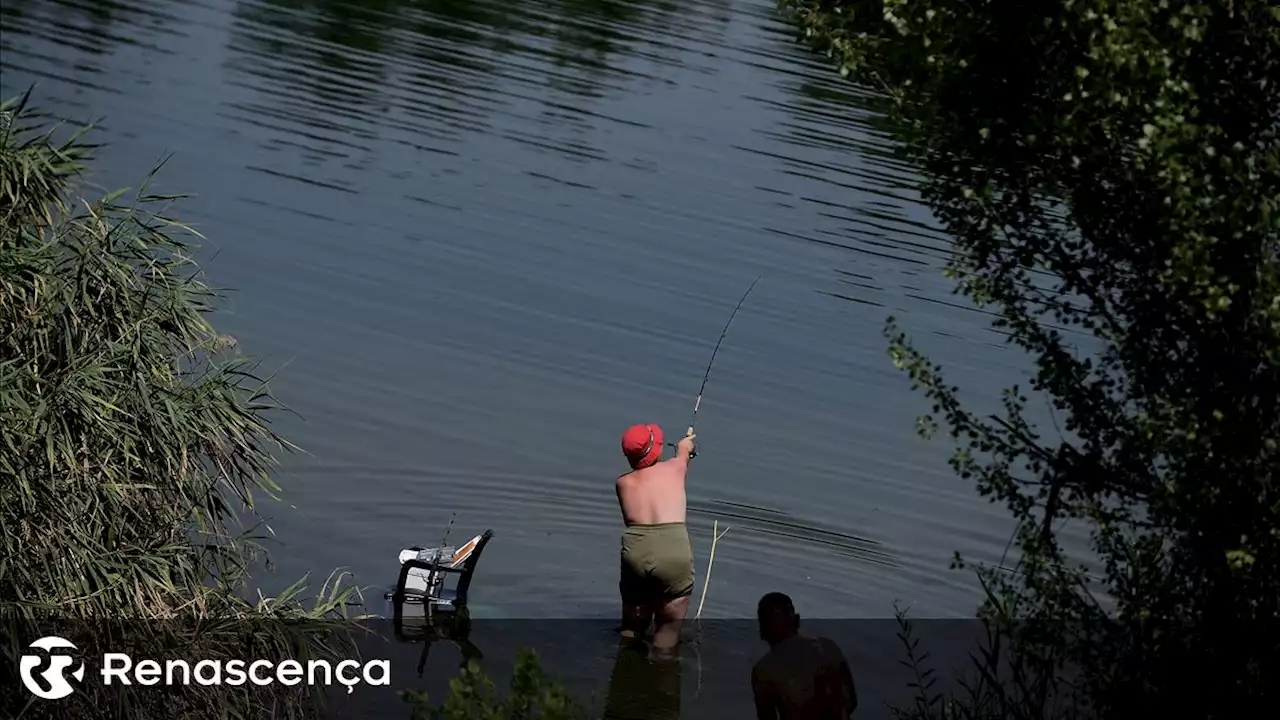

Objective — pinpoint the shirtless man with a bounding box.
[615,423,697,651]
[751,592,858,720]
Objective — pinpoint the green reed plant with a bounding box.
[1,90,364,719]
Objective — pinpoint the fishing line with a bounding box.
[669,276,762,458]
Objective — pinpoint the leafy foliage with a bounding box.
[403,647,588,720]
[777,0,1279,718]
[0,92,362,719]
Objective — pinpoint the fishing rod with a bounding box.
[668,276,762,459]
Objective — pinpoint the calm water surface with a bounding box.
[1,0,1055,619]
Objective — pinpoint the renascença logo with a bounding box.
[17,635,390,700]
[19,636,86,700]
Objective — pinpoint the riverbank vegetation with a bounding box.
[777,0,1279,717]
[1,92,360,719]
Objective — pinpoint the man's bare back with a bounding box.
[616,457,688,526]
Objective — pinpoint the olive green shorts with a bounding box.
[619,522,694,604]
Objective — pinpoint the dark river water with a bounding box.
[1,0,1048,621]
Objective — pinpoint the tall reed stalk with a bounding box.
[695,520,731,620]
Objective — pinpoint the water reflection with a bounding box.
[0,0,183,103]
[230,0,400,112]
[602,637,682,720]
[223,0,734,168]
[738,19,953,292]
[0,0,173,55]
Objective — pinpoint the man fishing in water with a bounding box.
[616,423,697,652]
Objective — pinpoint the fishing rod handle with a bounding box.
[666,430,698,459]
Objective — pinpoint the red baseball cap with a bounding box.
[621,423,664,470]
